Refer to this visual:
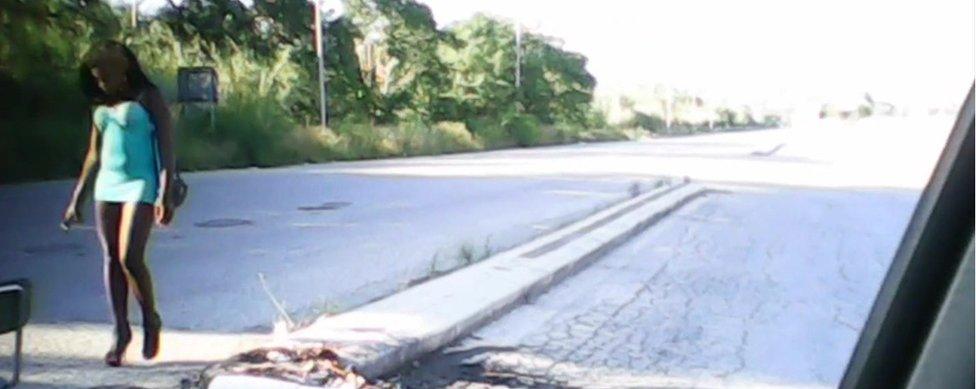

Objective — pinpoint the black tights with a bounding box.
[95,201,159,336]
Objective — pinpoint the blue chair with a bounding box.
[0,279,30,388]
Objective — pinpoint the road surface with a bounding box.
[0,115,953,388]
[388,116,953,388]
[2,172,651,332]
[396,185,919,388]
[0,117,950,331]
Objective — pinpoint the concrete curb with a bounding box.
[209,180,707,387]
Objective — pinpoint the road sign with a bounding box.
[177,67,218,103]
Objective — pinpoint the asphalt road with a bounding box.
[1,172,652,332]
[390,116,954,388]
[0,116,951,336]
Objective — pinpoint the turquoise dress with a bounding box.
[93,101,159,204]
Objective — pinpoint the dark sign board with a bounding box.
[177,67,218,103]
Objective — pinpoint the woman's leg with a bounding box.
[118,202,162,359]
[96,201,130,366]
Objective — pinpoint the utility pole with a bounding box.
[313,0,328,129]
[130,0,139,28]
[515,19,522,89]
[665,88,675,131]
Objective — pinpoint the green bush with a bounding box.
[465,117,513,149]
[579,127,635,142]
[314,120,482,160]
[630,112,667,132]
[427,121,482,154]
[503,112,541,147]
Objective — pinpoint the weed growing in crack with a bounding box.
[629,182,642,198]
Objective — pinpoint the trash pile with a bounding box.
[200,345,391,388]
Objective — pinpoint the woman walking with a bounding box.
[63,41,175,367]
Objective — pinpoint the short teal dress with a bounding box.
[93,101,159,204]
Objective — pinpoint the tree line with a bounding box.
[2,0,633,181]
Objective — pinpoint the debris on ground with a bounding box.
[199,344,393,388]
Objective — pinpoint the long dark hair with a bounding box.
[79,41,156,105]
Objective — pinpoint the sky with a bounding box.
[126,0,974,107]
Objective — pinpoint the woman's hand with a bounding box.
[155,200,174,226]
[62,203,82,230]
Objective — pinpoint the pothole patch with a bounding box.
[297,201,351,211]
[195,218,254,228]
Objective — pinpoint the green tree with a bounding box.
[440,15,596,127]
[519,33,595,125]
[345,0,450,122]
[0,0,122,181]
[438,14,517,120]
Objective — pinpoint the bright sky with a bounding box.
[418,0,974,107]
[130,0,974,107]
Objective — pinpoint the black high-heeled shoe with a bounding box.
[142,312,162,360]
[104,327,131,367]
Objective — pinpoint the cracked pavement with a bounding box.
[396,186,920,388]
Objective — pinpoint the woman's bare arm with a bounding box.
[143,87,176,203]
[65,122,100,222]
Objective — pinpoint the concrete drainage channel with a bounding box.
[206,179,709,388]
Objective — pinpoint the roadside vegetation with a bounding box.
[596,86,788,136]
[2,0,757,182]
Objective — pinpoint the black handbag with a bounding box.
[139,90,189,209]
[169,171,188,208]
